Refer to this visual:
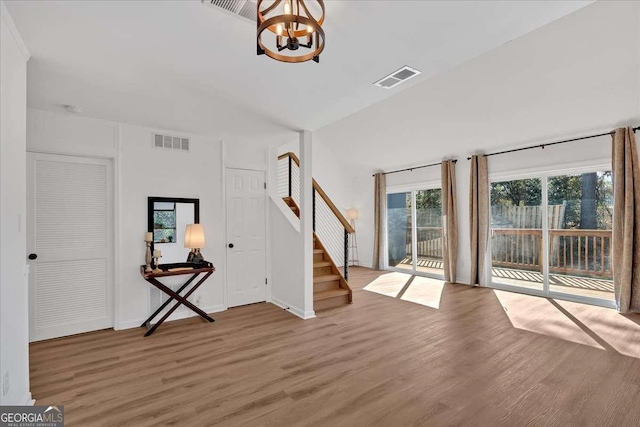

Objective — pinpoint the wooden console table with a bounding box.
[139,263,215,336]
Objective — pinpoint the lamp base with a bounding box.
[187,249,205,264]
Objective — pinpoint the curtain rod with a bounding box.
[372,159,457,177]
[467,125,640,160]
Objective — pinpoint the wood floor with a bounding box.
[30,267,640,426]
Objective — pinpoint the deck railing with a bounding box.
[406,227,443,260]
[490,228,612,279]
[491,228,543,271]
[406,226,613,279]
[548,229,612,278]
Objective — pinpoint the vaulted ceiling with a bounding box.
[6,0,593,143]
[315,1,640,173]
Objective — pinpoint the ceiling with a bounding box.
[315,0,640,173]
[5,0,593,143]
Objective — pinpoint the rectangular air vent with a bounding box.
[373,66,422,89]
[153,134,190,152]
[202,0,257,23]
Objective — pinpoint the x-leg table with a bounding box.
[139,264,215,336]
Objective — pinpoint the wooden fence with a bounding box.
[491,203,566,229]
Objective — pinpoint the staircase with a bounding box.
[281,173,353,311]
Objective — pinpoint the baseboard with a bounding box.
[23,391,34,406]
[116,318,147,331]
[269,296,294,313]
[270,297,314,320]
[301,309,316,319]
[115,304,226,330]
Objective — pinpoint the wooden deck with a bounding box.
[29,267,640,426]
[395,257,614,301]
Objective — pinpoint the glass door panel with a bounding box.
[490,178,544,291]
[547,172,614,301]
[415,189,443,275]
[387,192,412,271]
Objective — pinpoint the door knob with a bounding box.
[28,253,38,260]
[228,243,234,248]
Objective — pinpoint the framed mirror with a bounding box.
[148,197,199,264]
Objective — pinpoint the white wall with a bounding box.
[0,1,31,405]
[27,107,318,325]
[27,108,226,328]
[224,137,269,172]
[267,141,314,319]
[278,138,354,217]
[340,0,640,286]
[268,199,305,316]
[119,124,225,326]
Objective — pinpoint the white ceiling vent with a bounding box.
[153,134,190,153]
[373,66,422,89]
[202,0,257,23]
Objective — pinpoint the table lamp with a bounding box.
[185,223,206,264]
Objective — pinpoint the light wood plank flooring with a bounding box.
[30,267,640,426]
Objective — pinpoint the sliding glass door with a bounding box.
[415,189,443,275]
[489,168,614,306]
[547,171,613,301]
[387,192,412,271]
[490,178,544,291]
[387,187,444,278]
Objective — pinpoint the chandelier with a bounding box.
[257,0,325,63]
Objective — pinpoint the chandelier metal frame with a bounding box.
[257,0,325,63]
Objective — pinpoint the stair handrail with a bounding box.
[278,152,355,234]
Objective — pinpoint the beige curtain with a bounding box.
[612,127,640,313]
[373,173,386,270]
[469,155,490,286]
[441,160,458,283]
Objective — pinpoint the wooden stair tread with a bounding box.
[313,261,331,268]
[313,249,324,254]
[313,274,341,283]
[314,288,349,301]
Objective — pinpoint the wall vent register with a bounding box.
[202,0,257,23]
[153,134,190,152]
[374,66,422,89]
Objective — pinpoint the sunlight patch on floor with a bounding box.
[494,289,604,349]
[494,289,640,358]
[363,272,409,298]
[363,272,444,309]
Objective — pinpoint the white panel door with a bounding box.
[226,168,266,307]
[27,153,114,341]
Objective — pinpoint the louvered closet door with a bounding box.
[27,153,114,342]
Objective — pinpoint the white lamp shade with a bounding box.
[346,209,359,220]
[184,224,205,249]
